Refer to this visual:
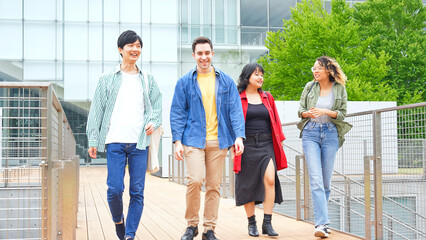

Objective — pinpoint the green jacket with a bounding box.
[297,81,352,148]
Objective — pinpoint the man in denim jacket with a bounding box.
[170,37,245,240]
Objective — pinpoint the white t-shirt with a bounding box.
[105,71,145,144]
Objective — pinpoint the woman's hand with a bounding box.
[302,108,316,118]
[310,107,327,118]
[310,107,338,119]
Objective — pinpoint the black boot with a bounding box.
[247,215,259,237]
[262,214,278,236]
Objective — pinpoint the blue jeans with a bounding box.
[106,143,148,238]
[302,121,339,226]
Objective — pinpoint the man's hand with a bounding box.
[174,141,184,161]
[145,122,154,135]
[88,147,97,159]
[234,137,244,156]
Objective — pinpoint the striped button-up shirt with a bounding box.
[86,64,162,152]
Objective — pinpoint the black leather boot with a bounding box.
[247,215,259,237]
[262,214,278,236]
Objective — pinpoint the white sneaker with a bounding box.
[314,225,329,238]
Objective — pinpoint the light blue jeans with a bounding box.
[106,143,148,239]
[302,121,339,226]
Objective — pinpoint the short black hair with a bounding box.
[117,30,143,57]
[237,63,264,93]
[192,36,213,53]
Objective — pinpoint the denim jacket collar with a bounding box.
[190,65,220,79]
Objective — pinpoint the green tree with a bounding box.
[259,0,398,101]
[353,0,425,104]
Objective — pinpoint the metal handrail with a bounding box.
[0,83,79,240]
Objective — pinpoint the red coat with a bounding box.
[233,90,287,173]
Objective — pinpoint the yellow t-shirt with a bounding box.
[197,70,218,140]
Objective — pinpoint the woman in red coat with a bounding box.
[234,63,287,237]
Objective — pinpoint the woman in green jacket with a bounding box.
[297,56,352,238]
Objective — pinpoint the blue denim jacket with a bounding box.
[170,66,245,150]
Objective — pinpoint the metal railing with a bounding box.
[168,102,426,240]
[0,83,79,240]
[281,102,426,240]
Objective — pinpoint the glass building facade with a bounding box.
[0,0,304,164]
[0,0,375,165]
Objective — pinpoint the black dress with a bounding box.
[235,103,283,206]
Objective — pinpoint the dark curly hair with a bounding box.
[237,63,264,93]
[316,56,347,85]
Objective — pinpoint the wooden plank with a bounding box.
[76,167,362,240]
[83,174,105,240]
[90,182,116,240]
[76,174,88,240]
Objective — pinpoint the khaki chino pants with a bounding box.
[183,140,228,231]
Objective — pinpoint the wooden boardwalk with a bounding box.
[76,167,362,240]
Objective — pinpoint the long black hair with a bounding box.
[237,63,264,93]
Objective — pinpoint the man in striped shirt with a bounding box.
[86,30,162,240]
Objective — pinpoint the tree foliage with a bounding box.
[259,0,418,103]
[353,0,425,104]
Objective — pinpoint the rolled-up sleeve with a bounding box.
[334,86,347,121]
[147,73,162,128]
[297,82,311,119]
[228,81,245,139]
[86,75,107,148]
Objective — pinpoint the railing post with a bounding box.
[171,141,175,182]
[302,154,310,220]
[295,155,301,221]
[222,158,227,197]
[178,156,181,184]
[46,86,55,240]
[373,111,383,240]
[344,176,351,232]
[3,88,10,187]
[181,159,185,185]
[229,150,235,198]
[41,87,48,240]
[168,154,172,182]
[423,139,426,179]
[364,140,372,240]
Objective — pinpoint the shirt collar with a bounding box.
[114,64,143,75]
